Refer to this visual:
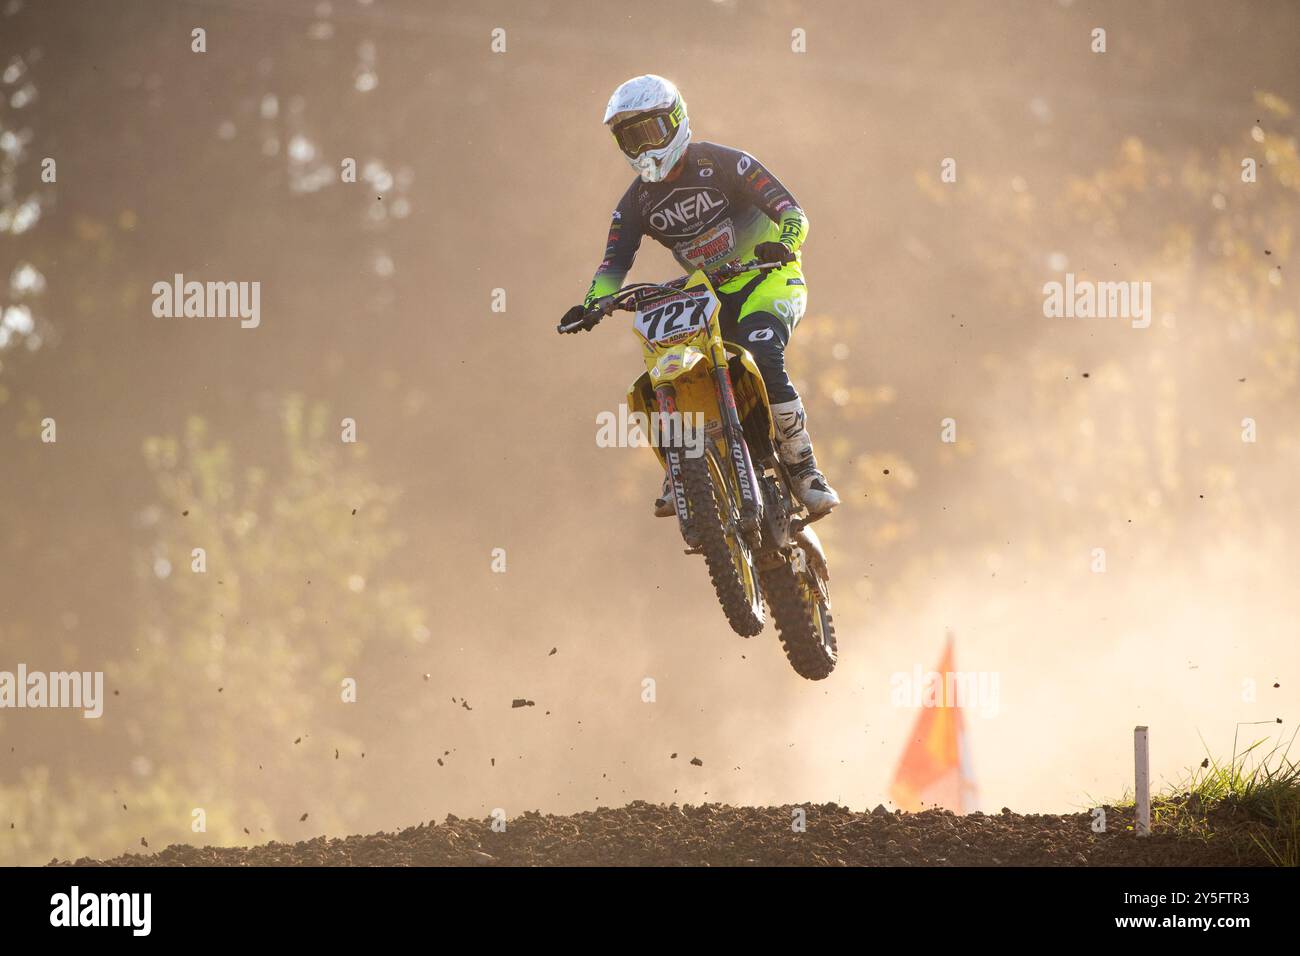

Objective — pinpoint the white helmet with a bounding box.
[603,74,690,183]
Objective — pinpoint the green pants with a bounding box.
[716,261,807,403]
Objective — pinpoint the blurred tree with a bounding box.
[1,396,429,864]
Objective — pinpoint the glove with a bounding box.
[557,304,596,334]
[754,241,795,265]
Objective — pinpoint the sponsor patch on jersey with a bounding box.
[677,221,736,266]
[736,153,753,175]
[647,186,729,238]
[786,277,805,286]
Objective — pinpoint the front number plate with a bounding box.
[634,288,718,344]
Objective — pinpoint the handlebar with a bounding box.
[557,258,783,334]
[614,258,781,313]
[709,257,784,285]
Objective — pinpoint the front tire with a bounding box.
[680,448,765,637]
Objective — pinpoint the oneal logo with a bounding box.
[0,664,103,718]
[50,886,151,936]
[1042,273,1152,329]
[648,188,726,237]
[151,274,261,328]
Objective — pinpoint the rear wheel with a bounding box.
[679,447,765,637]
[761,560,837,680]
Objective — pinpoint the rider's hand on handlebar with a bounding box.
[754,241,796,265]
[558,305,584,332]
[557,304,599,334]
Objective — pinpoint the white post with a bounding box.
[1134,726,1150,837]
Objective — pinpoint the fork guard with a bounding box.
[711,362,763,532]
[653,385,696,546]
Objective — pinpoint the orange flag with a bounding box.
[888,634,979,813]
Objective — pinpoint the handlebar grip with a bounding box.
[556,306,606,334]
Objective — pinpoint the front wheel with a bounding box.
[679,448,765,637]
[761,559,837,680]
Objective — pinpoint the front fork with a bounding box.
[655,386,693,541]
[656,358,764,541]
[710,363,763,535]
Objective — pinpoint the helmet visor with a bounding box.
[609,103,682,158]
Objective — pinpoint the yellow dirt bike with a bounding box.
[559,258,837,680]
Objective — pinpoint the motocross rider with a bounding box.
[559,74,840,517]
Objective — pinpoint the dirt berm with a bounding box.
[52,801,1276,866]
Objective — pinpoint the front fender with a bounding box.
[648,344,707,386]
[626,347,717,470]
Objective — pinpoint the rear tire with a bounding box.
[680,449,765,637]
[761,561,837,680]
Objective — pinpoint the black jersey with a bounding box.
[585,141,809,306]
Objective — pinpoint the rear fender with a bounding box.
[794,524,829,582]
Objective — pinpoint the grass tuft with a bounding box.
[1108,730,1299,865]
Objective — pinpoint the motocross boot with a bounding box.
[771,398,840,516]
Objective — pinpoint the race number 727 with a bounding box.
[638,296,708,341]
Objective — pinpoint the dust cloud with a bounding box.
[0,0,1296,864]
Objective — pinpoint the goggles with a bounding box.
[609,101,683,158]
